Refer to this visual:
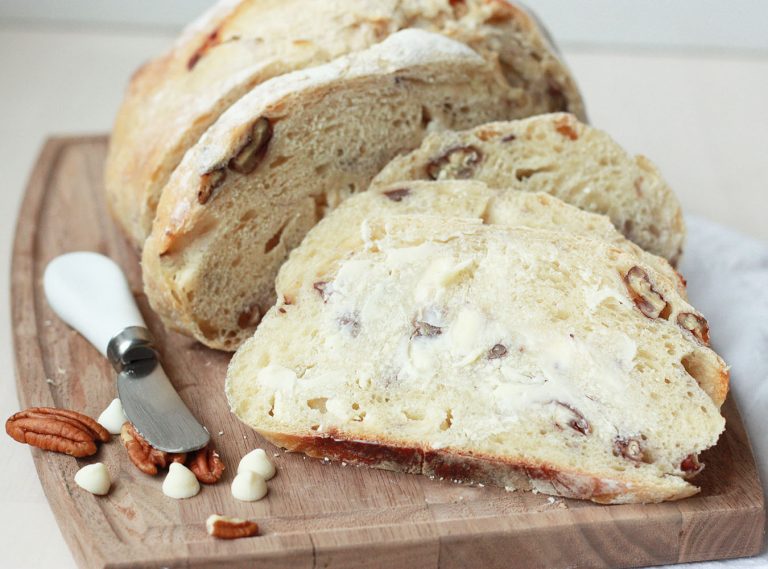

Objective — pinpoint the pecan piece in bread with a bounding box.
[487,343,508,359]
[623,266,671,319]
[426,146,482,180]
[554,115,579,140]
[680,454,704,478]
[228,117,273,175]
[412,320,442,338]
[313,281,330,302]
[677,312,710,345]
[552,401,591,435]
[383,188,411,202]
[613,436,647,463]
[198,167,227,205]
[6,407,110,458]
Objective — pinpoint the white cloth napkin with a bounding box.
[664,215,767,568]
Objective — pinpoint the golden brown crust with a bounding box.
[260,429,698,504]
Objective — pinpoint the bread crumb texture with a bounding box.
[227,216,727,504]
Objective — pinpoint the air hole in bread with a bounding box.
[268,394,275,417]
[264,220,289,254]
[307,398,328,413]
[439,409,453,431]
[681,353,710,390]
[420,106,432,129]
[310,424,319,431]
[352,402,360,410]
[515,167,549,181]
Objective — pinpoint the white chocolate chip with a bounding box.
[74,463,111,495]
[97,398,128,435]
[237,449,276,480]
[162,463,200,499]
[231,471,267,502]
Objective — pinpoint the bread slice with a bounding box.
[276,180,687,304]
[227,216,728,503]
[106,0,585,246]
[371,113,685,263]
[142,30,572,350]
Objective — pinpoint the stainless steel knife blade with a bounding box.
[118,366,209,453]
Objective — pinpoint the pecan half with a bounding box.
[613,436,646,462]
[412,320,442,338]
[189,445,225,484]
[198,167,227,205]
[487,344,508,360]
[6,407,110,458]
[228,117,273,175]
[426,146,482,180]
[552,401,591,435]
[623,266,670,319]
[120,422,185,476]
[383,188,411,202]
[680,454,704,479]
[677,312,710,345]
[206,515,259,540]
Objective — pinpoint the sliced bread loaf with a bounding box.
[371,113,685,263]
[142,30,562,350]
[106,0,585,246]
[276,180,686,304]
[227,216,728,503]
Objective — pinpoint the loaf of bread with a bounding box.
[227,216,727,503]
[106,0,585,247]
[276,180,687,305]
[142,30,569,350]
[372,113,685,263]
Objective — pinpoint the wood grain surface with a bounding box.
[10,137,766,569]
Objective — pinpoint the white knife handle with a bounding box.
[43,252,147,357]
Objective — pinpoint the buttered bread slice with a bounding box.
[227,216,728,503]
[276,180,687,306]
[143,30,552,350]
[372,114,685,264]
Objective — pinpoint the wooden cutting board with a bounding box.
[11,136,766,569]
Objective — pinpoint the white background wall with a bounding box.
[2,0,768,52]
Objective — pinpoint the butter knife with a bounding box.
[43,252,210,453]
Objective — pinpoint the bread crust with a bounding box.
[141,30,549,350]
[105,0,586,247]
[260,429,698,504]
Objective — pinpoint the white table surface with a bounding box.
[0,23,766,569]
